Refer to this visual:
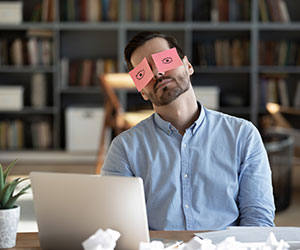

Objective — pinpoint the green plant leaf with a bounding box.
[3,159,17,183]
[0,178,21,206]
[3,184,31,209]
[0,164,4,192]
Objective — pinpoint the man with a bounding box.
[101,31,275,230]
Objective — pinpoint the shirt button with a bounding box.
[185,204,189,209]
[184,174,188,178]
[183,144,186,148]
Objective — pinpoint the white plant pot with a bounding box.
[0,206,20,249]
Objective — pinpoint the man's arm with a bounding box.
[238,123,275,226]
[100,136,134,177]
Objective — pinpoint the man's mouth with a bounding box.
[154,77,173,93]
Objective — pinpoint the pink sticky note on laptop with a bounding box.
[129,57,154,91]
[152,47,183,73]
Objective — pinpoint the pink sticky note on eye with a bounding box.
[151,47,183,72]
[129,57,154,91]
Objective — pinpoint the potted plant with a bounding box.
[0,160,31,249]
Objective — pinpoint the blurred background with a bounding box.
[0,0,299,230]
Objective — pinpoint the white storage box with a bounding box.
[193,86,220,110]
[0,86,23,110]
[66,107,107,152]
[0,2,23,24]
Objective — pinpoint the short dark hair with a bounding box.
[124,31,185,70]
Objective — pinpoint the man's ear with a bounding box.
[183,56,194,76]
[140,89,149,101]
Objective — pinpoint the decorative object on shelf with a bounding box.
[0,86,23,111]
[0,160,31,249]
[0,1,22,24]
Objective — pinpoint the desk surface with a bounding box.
[12,231,200,249]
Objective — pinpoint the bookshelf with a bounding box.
[0,0,299,158]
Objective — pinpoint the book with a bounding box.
[26,29,54,38]
[222,40,231,66]
[278,40,288,66]
[108,0,118,21]
[41,0,50,22]
[152,0,161,22]
[266,0,282,22]
[87,0,100,22]
[80,0,87,21]
[260,78,268,107]
[31,120,52,149]
[259,0,269,22]
[218,0,229,21]
[294,80,300,108]
[231,39,243,67]
[278,78,289,106]
[229,0,238,22]
[278,0,290,22]
[31,73,47,108]
[16,119,24,149]
[61,58,69,88]
[266,78,278,103]
[0,39,8,65]
[163,0,175,22]
[214,40,223,66]
[41,39,52,65]
[286,42,297,66]
[27,38,38,66]
[80,59,93,86]
[210,0,219,21]
[10,39,23,66]
[175,0,185,21]
[0,121,7,150]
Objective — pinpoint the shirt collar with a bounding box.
[153,101,206,136]
[192,101,205,134]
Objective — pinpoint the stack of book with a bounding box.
[260,77,300,108]
[60,0,118,22]
[127,0,185,22]
[61,58,117,87]
[217,0,250,22]
[196,39,250,66]
[0,119,52,150]
[0,120,24,150]
[31,0,56,22]
[0,30,53,66]
[259,0,290,22]
[31,120,52,149]
[259,41,300,66]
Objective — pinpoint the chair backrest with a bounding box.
[99,73,136,114]
[96,73,136,174]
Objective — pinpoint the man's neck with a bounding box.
[154,88,200,135]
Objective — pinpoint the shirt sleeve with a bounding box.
[238,122,275,226]
[100,136,134,177]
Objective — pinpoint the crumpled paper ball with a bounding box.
[180,232,290,250]
[82,228,121,250]
[139,240,164,250]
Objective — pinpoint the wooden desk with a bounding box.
[11,231,199,249]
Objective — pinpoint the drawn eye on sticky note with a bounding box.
[151,47,183,72]
[129,57,154,91]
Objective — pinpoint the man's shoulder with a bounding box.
[204,107,253,129]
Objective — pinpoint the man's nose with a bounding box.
[152,67,165,79]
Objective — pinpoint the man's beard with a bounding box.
[148,74,190,106]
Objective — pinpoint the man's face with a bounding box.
[130,38,194,106]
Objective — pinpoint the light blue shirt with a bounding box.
[101,104,275,230]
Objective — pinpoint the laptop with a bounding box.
[30,172,150,250]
